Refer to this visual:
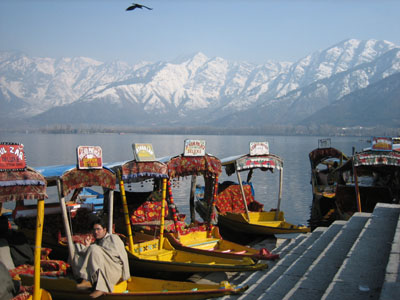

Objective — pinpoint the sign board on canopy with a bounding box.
[250,142,269,156]
[371,137,392,151]
[318,138,331,149]
[184,140,206,156]
[393,137,400,152]
[0,142,27,171]
[76,146,103,169]
[133,143,156,162]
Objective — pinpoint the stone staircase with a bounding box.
[220,203,400,300]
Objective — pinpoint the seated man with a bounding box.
[71,217,130,298]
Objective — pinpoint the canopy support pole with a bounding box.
[56,179,76,276]
[167,180,180,239]
[117,171,134,252]
[33,198,45,300]
[108,190,114,234]
[353,165,362,212]
[159,178,167,250]
[189,175,197,224]
[275,168,283,220]
[236,167,250,221]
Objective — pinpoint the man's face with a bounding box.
[93,224,107,240]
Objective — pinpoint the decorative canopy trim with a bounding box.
[0,167,48,203]
[60,168,116,197]
[118,160,168,183]
[235,154,283,172]
[353,151,400,167]
[167,154,221,178]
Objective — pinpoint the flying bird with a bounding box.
[126,3,153,11]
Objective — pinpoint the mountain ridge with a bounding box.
[0,38,399,129]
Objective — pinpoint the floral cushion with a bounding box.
[9,259,70,278]
[130,200,169,223]
[215,184,264,214]
[12,286,33,300]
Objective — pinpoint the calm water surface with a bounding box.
[1,133,369,226]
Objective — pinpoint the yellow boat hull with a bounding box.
[128,236,267,274]
[161,228,276,260]
[219,211,310,235]
[21,275,247,300]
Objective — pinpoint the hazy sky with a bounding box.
[1,0,399,65]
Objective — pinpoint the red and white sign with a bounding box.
[0,143,26,171]
[250,142,269,156]
[184,140,206,156]
[372,137,392,151]
[76,146,103,169]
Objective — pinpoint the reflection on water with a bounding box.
[1,132,368,226]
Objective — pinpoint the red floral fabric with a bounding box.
[12,286,33,300]
[60,168,116,197]
[167,154,221,178]
[215,185,264,214]
[130,200,169,223]
[9,259,70,278]
[0,167,47,203]
[120,161,168,182]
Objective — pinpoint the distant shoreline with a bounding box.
[1,125,399,137]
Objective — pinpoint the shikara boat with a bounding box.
[308,138,348,229]
[160,140,278,260]
[196,142,310,236]
[21,274,247,300]
[0,142,52,300]
[333,137,400,220]
[19,145,249,299]
[108,143,267,276]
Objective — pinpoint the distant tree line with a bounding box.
[1,124,399,137]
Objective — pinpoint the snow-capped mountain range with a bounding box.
[1,38,399,128]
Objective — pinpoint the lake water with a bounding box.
[1,132,369,226]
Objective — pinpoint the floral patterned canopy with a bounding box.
[0,167,48,202]
[60,168,116,197]
[118,160,168,183]
[166,154,222,178]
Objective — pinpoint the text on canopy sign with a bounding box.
[76,146,103,169]
[249,142,269,156]
[0,143,27,171]
[184,139,206,156]
[372,137,392,151]
[133,143,156,162]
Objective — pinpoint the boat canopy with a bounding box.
[221,154,283,176]
[111,160,168,183]
[337,150,400,175]
[0,166,48,202]
[59,167,116,197]
[166,153,221,178]
[309,147,348,169]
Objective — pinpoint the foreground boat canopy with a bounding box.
[110,160,168,183]
[166,153,222,178]
[0,166,48,203]
[337,150,400,175]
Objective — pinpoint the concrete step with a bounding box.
[259,221,346,300]
[234,228,327,300]
[380,212,400,300]
[322,203,400,300]
[283,212,371,300]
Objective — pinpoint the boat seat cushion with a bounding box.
[9,259,70,278]
[130,200,170,223]
[216,184,264,214]
[11,286,33,300]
